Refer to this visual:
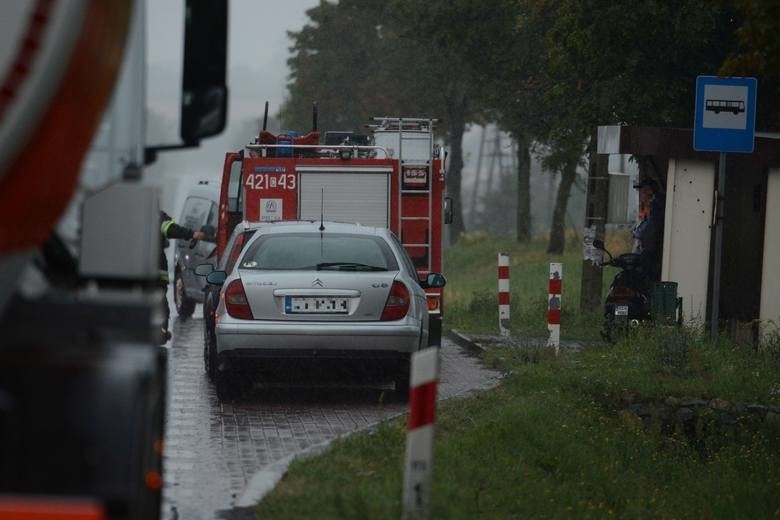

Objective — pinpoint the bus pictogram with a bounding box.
[705,99,745,115]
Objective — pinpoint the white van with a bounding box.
[173,180,220,317]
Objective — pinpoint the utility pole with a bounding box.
[579,135,609,311]
[485,126,500,195]
[469,126,487,220]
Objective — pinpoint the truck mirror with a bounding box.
[444,197,453,224]
[180,0,228,144]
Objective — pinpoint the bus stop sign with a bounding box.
[694,75,757,153]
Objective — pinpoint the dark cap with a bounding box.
[633,178,659,191]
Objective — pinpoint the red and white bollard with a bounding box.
[547,263,562,354]
[498,253,510,337]
[402,347,439,519]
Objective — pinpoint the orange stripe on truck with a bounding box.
[0,497,105,520]
[0,0,132,254]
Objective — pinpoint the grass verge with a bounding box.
[257,329,780,518]
[442,232,627,340]
[256,234,780,518]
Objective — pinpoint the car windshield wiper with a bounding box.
[316,262,386,271]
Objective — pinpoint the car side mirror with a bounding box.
[421,272,446,289]
[195,263,214,276]
[205,270,227,285]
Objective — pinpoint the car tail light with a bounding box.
[426,293,441,313]
[381,281,410,321]
[611,286,633,299]
[225,279,253,319]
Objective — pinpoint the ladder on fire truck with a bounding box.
[369,117,437,274]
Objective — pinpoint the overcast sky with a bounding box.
[145,0,319,191]
[143,0,486,217]
[147,0,318,120]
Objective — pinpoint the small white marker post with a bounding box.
[547,263,562,354]
[498,253,510,337]
[402,347,439,520]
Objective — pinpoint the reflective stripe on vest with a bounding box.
[161,220,174,237]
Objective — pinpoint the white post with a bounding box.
[498,253,510,337]
[402,347,440,520]
[547,263,562,354]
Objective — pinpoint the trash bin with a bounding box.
[652,281,678,324]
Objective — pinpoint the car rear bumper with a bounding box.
[214,320,422,356]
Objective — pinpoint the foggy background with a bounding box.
[144,0,590,237]
[145,0,318,215]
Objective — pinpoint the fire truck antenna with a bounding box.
[319,188,325,231]
[262,101,268,131]
[312,102,318,132]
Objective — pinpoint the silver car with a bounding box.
[205,221,446,401]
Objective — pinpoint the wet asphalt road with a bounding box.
[161,309,502,520]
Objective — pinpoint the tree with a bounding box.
[720,0,780,131]
[539,140,583,254]
[284,0,437,133]
[466,0,551,243]
[389,0,520,242]
[286,0,478,240]
[536,0,739,308]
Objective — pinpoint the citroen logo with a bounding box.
[312,278,324,287]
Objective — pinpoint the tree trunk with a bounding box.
[515,133,531,242]
[579,133,609,312]
[546,156,577,254]
[446,98,467,243]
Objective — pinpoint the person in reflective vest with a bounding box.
[160,211,204,342]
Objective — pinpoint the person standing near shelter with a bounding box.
[160,211,205,342]
[632,180,653,253]
[633,179,665,282]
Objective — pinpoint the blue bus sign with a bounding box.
[693,76,757,153]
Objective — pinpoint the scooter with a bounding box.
[592,239,652,343]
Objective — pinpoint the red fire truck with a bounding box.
[216,114,450,345]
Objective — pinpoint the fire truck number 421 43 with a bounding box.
[245,172,297,190]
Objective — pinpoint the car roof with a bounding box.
[184,180,220,201]
[238,220,388,237]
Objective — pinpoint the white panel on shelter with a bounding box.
[760,168,780,340]
[662,159,715,324]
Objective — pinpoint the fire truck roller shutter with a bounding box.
[298,169,391,228]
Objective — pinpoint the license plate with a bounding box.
[285,296,349,314]
[615,305,629,316]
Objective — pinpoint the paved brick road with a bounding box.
[161,312,501,520]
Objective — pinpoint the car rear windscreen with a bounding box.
[239,233,399,271]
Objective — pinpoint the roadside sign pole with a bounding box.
[693,75,757,342]
[498,253,510,337]
[710,153,726,343]
[402,347,439,520]
[547,263,562,354]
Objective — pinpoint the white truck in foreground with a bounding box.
[0,2,228,518]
